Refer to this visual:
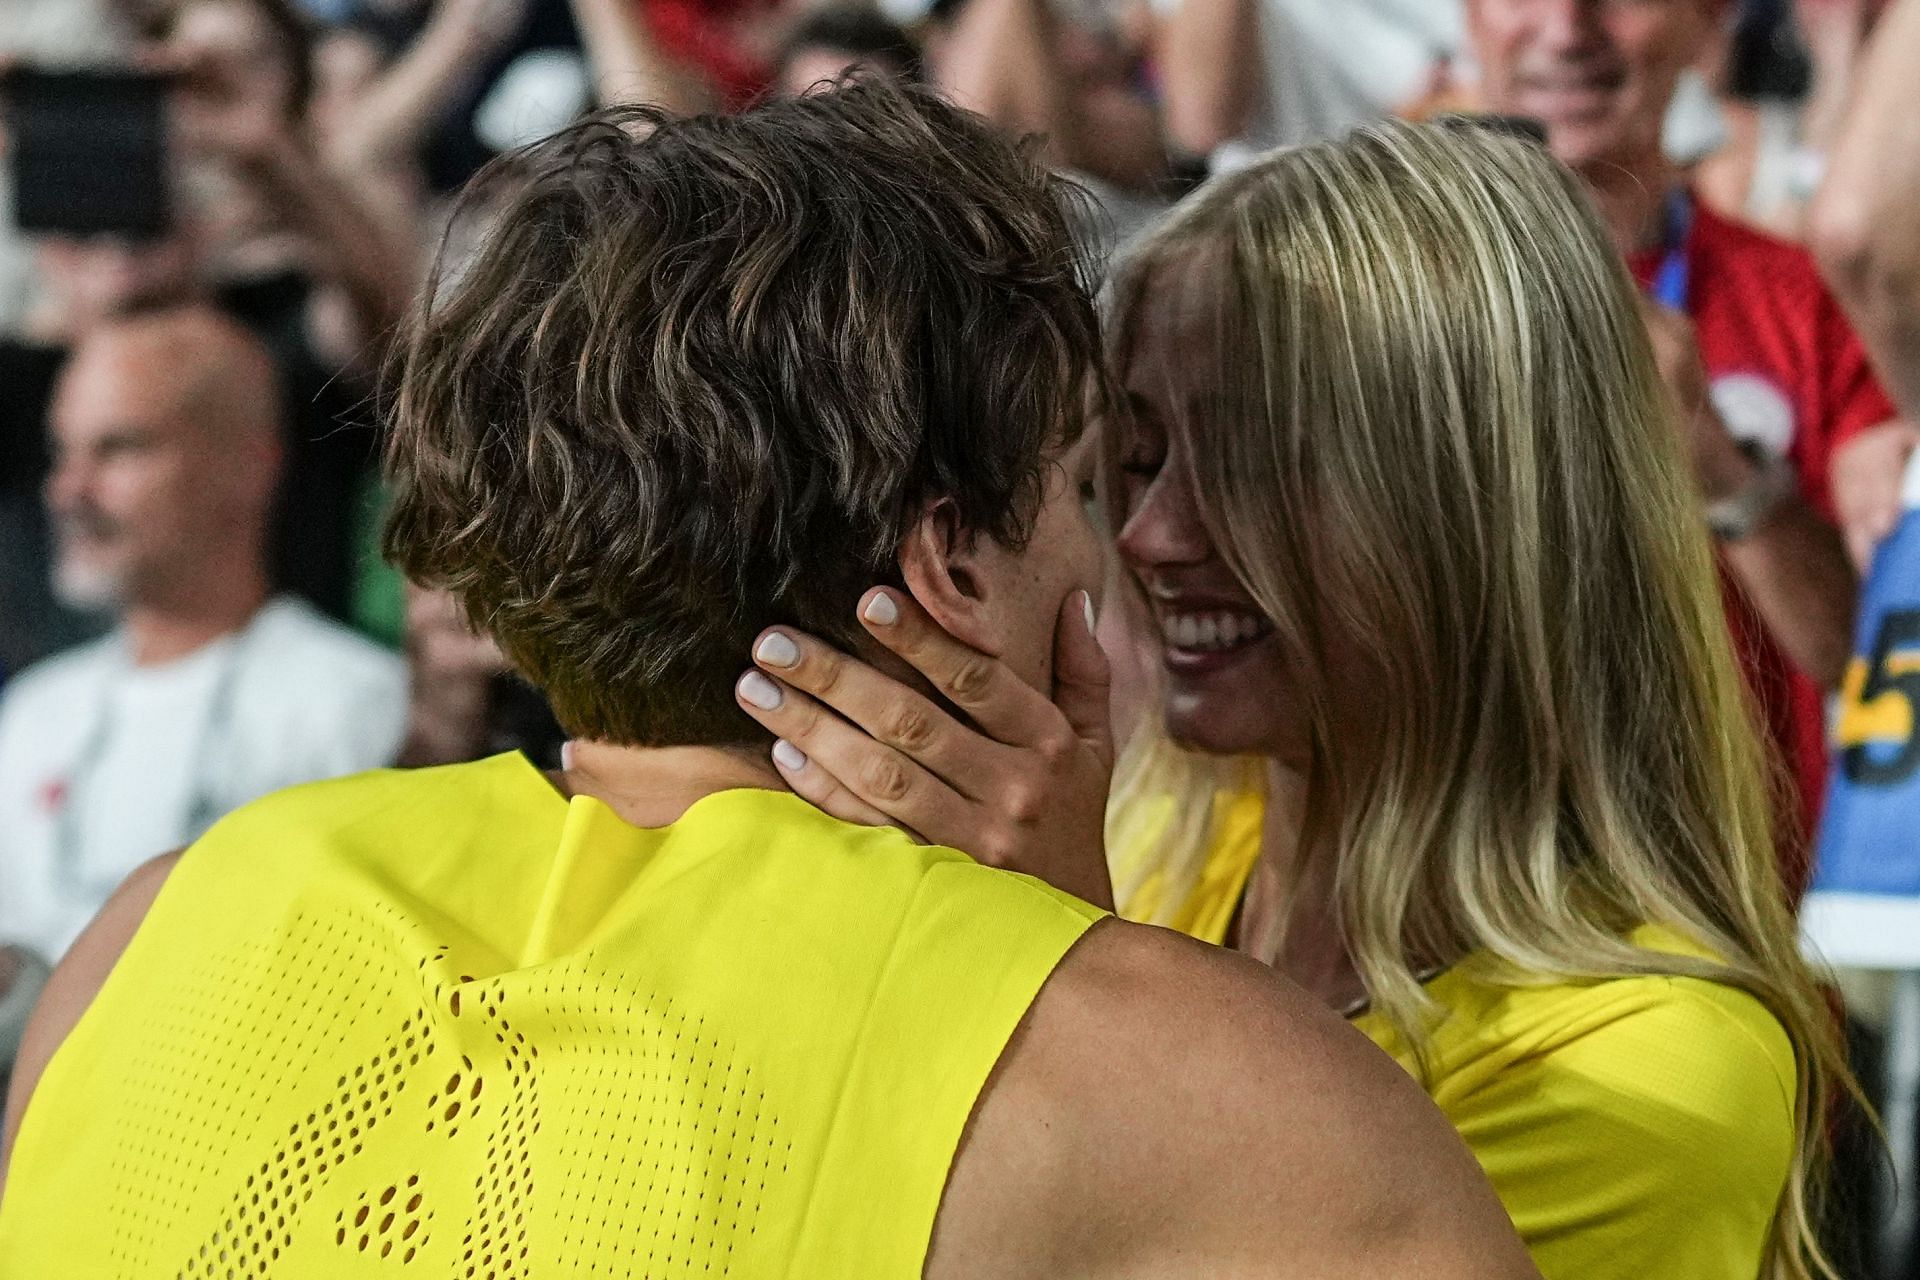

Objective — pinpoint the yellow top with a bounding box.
[0,753,1105,1278]
[1113,784,1797,1280]
[1108,758,1266,940]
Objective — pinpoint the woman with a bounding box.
[734,119,1852,1280]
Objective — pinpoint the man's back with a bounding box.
[0,754,1105,1274]
[1,757,1533,1278]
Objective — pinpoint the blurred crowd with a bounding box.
[2,0,1920,1271]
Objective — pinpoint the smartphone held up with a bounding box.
[1,67,173,239]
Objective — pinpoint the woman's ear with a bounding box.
[898,498,1000,654]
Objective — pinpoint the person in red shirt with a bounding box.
[1466,0,1902,893]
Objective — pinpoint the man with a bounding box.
[0,88,1537,1278]
[0,4,418,664]
[0,226,204,675]
[0,306,406,987]
[1467,0,1903,889]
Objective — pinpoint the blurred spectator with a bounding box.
[931,0,1165,193]
[1,0,424,671]
[1813,0,1920,616]
[1466,0,1899,888]
[1803,7,1920,1270]
[565,0,1167,198]
[1,232,203,676]
[0,305,405,982]
[569,0,725,113]
[1156,0,1463,162]
[0,3,139,674]
[638,0,773,109]
[307,0,592,193]
[398,584,564,768]
[1814,0,1920,418]
[774,9,921,95]
[161,0,415,367]
[311,0,535,251]
[1152,0,1860,190]
[1697,0,1894,240]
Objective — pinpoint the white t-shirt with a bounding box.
[0,597,407,962]
[1238,0,1465,154]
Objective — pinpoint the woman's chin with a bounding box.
[1162,703,1266,758]
[1162,694,1308,765]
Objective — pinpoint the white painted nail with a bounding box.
[772,739,807,771]
[738,671,783,710]
[1081,590,1097,636]
[863,592,899,626]
[755,631,800,668]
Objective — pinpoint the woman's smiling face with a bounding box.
[1112,257,1312,767]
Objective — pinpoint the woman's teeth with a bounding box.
[1161,610,1271,652]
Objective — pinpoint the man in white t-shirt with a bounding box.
[1152,0,1737,174]
[0,306,405,995]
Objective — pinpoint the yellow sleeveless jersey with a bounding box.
[1111,782,1796,1280]
[0,753,1104,1277]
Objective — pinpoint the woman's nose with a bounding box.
[1116,467,1213,569]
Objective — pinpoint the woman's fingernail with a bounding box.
[1081,590,1097,636]
[772,739,807,771]
[863,591,899,626]
[755,631,800,668]
[738,671,783,710]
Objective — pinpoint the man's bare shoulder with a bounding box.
[927,918,1537,1280]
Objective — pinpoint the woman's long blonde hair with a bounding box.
[1105,120,1852,1279]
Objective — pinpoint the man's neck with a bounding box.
[558,738,787,830]
[1578,148,1687,257]
[122,570,273,667]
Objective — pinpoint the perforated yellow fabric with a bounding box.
[0,753,1104,1278]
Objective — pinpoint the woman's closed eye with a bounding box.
[1118,449,1165,512]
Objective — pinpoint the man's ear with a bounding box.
[898,498,1002,655]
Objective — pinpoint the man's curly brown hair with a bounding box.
[383,82,1103,747]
